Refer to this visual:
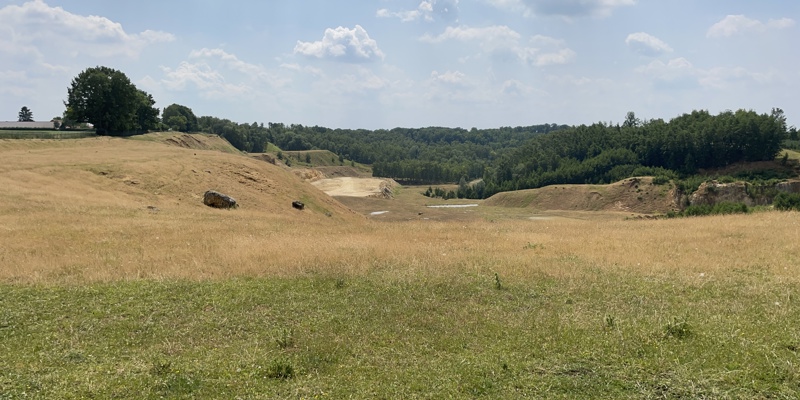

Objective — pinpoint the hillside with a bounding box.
[130,131,243,154]
[0,133,359,220]
[484,177,680,214]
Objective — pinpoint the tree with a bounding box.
[18,106,33,122]
[64,66,158,135]
[134,90,160,132]
[163,104,198,132]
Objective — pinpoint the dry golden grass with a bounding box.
[2,135,799,286]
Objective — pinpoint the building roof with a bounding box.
[0,121,57,129]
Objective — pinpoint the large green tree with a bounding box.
[163,104,198,132]
[64,66,159,135]
[18,106,33,122]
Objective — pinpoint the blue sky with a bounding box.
[1,0,798,129]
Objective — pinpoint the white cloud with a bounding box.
[526,35,576,66]
[0,0,174,60]
[159,61,251,100]
[189,48,287,87]
[431,70,470,86]
[486,0,635,18]
[634,57,780,91]
[625,32,673,56]
[377,0,459,23]
[423,28,574,67]
[707,15,796,38]
[294,25,385,62]
[421,25,520,45]
[158,48,292,101]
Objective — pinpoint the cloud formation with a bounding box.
[422,27,574,66]
[0,0,174,60]
[487,0,635,18]
[377,0,459,23]
[707,15,795,38]
[158,48,290,101]
[294,25,385,62]
[625,32,673,56]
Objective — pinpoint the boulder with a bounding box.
[203,190,238,209]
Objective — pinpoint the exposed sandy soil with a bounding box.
[484,177,681,214]
[312,177,391,197]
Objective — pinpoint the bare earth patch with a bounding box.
[312,177,393,197]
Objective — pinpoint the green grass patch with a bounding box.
[0,130,96,139]
[2,272,799,398]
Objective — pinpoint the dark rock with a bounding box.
[292,201,305,210]
[204,190,238,209]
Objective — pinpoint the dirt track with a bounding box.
[312,177,388,197]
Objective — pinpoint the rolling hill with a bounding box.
[0,133,358,219]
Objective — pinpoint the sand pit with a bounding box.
[312,177,392,197]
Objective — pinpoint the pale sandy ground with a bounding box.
[311,177,387,197]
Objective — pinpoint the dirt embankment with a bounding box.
[289,165,397,198]
[690,179,800,206]
[485,177,681,214]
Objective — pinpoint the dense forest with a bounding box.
[191,118,568,183]
[262,123,568,183]
[481,109,790,197]
[194,108,791,199]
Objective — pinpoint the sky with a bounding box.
[1,0,798,130]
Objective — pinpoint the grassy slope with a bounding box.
[2,137,800,398]
[129,131,243,155]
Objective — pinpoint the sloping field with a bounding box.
[130,131,242,154]
[0,135,361,282]
[485,177,680,214]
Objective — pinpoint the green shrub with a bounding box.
[774,192,800,211]
[669,202,749,218]
[267,360,295,380]
[652,175,671,185]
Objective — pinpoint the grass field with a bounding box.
[2,135,800,398]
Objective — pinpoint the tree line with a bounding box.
[262,123,567,183]
[61,66,791,199]
[480,109,789,197]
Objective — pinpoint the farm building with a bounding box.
[0,121,58,129]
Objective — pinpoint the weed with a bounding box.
[604,315,616,330]
[334,278,347,289]
[523,242,543,250]
[275,328,295,349]
[664,317,692,339]
[150,361,173,377]
[267,360,295,380]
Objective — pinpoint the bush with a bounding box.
[669,202,750,218]
[774,192,800,211]
[652,175,671,185]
